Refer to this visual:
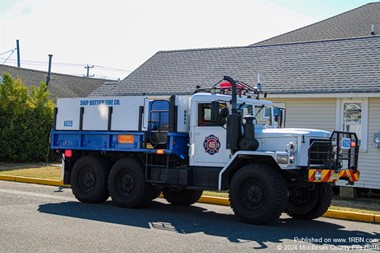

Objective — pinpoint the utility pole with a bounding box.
[16,39,20,68]
[84,65,94,78]
[46,54,53,88]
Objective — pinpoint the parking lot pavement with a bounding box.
[0,180,379,253]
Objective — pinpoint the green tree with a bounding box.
[0,73,54,162]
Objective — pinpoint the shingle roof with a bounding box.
[253,2,380,46]
[0,65,110,98]
[90,36,380,96]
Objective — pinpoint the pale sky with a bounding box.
[0,0,375,80]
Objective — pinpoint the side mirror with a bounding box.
[274,107,286,128]
[220,107,229,118]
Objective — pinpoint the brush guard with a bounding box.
[308,131,360,184]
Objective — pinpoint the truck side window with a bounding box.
[198,103,229,126]
[148,100,170,131]
[255,105,272,126]
[198,103,214,126]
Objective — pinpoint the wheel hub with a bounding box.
[79,168,96,192]
[291,187,315,205]
[118,172,135,195]
[241,180,265,210]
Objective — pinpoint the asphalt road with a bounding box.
[0,181,379,253]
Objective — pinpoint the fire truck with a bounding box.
[51,76,359,224]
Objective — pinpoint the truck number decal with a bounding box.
[341,138,351,149]
[203,135,220,155]
[63,120,73,127]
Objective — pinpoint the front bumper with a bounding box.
[308,169,360,183]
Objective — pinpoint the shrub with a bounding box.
[0,73,54,162]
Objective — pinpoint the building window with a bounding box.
[343,102,362,137]
[337,99,368,151]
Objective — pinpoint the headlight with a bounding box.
[286,142,296,153]
[284,142,296,164]
[276,152,289,164]
[289,154,295,164]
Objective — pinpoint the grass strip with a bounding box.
[0,166,61,180]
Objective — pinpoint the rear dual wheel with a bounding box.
[163,188,203,206]
[71,156,110,203]
[108,158,155,208]
[71,156,155,208]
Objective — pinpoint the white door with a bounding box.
[192,126,230,166]
[189,102,230,167]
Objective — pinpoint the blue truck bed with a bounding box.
[51,130,189,159]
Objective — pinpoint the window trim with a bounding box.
[336,98,368,152]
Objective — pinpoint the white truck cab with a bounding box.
[189,92,274,167]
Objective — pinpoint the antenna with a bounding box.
[370,24,376,36]
[256,74,262,93]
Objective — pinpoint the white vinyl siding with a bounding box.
[357,98,380,189]
[270,98,336,132]
[269,97,380,190]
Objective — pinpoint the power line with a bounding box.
[0,58,132,72]
[93,65,132,72]
[1,49,16,65]
[0,57,131,80]
[0,58,84,67]
[0,48,16,56]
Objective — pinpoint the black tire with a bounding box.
[229,164,287,225]
[108,158,153,208]
[163,188,203,206]
[70,156,110,203]
[286,183,333,220]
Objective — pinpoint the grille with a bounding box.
[309,139,330,166]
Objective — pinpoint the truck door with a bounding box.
[190,102,230,167]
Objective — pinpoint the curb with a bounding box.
[324,209,380,224]
[200,195,380,224]
[0,175,67,187]
[198,195,230,206]
[0,175,379,224]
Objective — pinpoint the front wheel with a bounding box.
[286,183,333,220]
[229,164,287,225]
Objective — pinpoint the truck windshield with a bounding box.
[239,103,273,127]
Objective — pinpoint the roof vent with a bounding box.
[370,24,376,36]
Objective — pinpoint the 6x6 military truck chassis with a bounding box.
[51,76,359,224]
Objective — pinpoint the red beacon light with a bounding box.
[201,78,259,97]
[219,81,247,90]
